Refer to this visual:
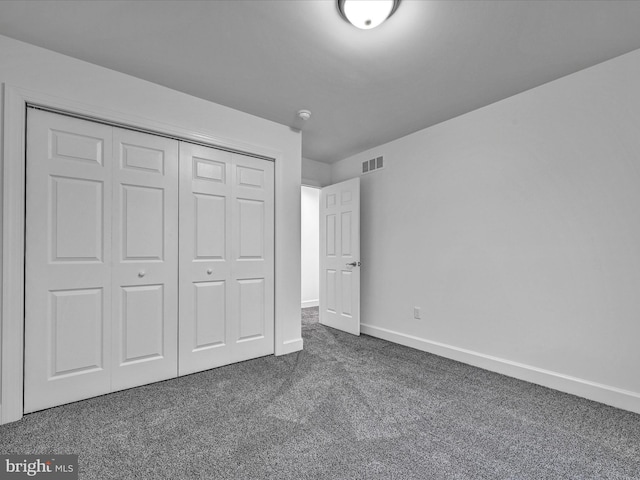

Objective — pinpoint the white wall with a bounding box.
[301,186,320,307]
[332,48,640,413]
[0,34,302,423]
[302,157,332,187]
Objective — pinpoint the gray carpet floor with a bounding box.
[1,307,639,479]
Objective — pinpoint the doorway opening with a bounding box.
[301,178,361,334]
[301,185,320,324]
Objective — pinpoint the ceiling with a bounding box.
[2,1,640,164]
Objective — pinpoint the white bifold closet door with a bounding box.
[24,109,274,414]
[24,110,179,413]
[178,143,274,375]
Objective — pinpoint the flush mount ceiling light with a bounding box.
[337,0,400,30]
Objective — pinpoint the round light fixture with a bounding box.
[337,0,400,30]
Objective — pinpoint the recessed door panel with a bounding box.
[326,215,336,257]
[326,270,337,313]
[121,143,165,174]
[194,193,226,260]
[121,285,164,364]
[50,288,104,377]
[194,157,226,183]
[50,128,104,165]
[237,165,264,188]
[122,185,165,261]
[238,199,264,259]
[341,271,353,317]
[51,176,103,262]
[237,279,265,341]
[194,281,226,350]
[341,211,352,257]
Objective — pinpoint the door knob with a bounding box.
[207,268,213,275]
[138,271,146,278]
[346,262,361,267]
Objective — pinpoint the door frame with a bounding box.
[1,84,286,424]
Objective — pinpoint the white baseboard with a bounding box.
[301,300,319,308]
[277,338,304,356]
[361,323,640,415]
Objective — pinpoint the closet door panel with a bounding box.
[194,193,226,259]
[230,154,274,363]
[111,127,179,391]
[193,281,226,349]
[24,110,113,413]
[179,143,233,375]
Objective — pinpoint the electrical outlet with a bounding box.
[414,307,421,320]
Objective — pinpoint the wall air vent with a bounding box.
[361,155,385,175]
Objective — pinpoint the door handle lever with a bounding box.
[346,262,361,267]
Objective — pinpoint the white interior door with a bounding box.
[319,177,361,335]
[111,127,179,391]
[25,110,114,413]
[178,144,274,375]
